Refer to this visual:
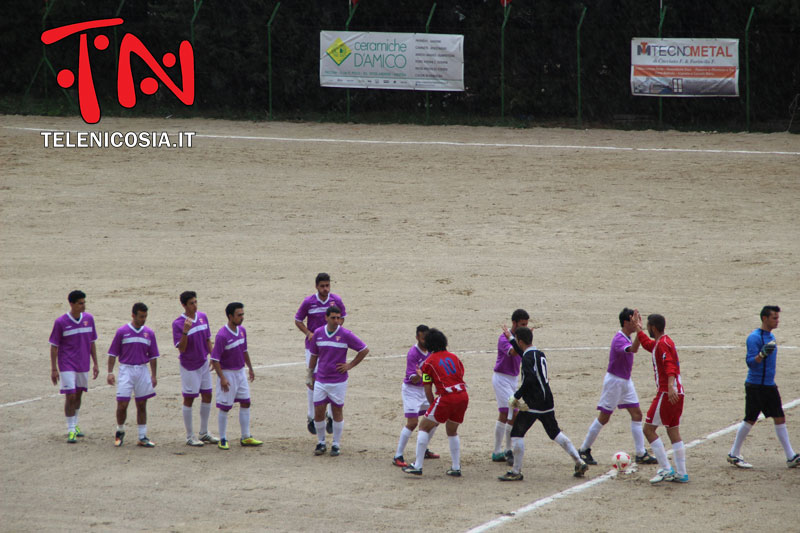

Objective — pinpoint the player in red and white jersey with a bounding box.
[632,309,688,484]
[402,328,468,477]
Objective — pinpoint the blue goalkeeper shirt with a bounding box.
[745,328,777,386]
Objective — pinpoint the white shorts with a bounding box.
[596,372,640,414]
[180,363,213,398]
[493,372,518,413]
[401,382,429,418]
[313,380,348,408]
[59,371,89,395]
[215,368,250,411]
[116,364,156,402]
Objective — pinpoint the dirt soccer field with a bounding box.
[1,115,799,532]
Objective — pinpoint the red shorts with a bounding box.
[425,391,469,424]
[645,392,684,428]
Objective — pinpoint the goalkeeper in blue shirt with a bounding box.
[727,305,800,469]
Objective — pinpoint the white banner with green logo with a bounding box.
[320,31,464,91]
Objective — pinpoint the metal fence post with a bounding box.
[500,4,512,120]
[424,2,437,124]
[191,0,204,49]
[23,0,76,111]
[744,6,755,132]
[267,2,281,120]
[576,6,587,127]
[112,0,127,74]
[657,5,667,129]
[345,2,359,121]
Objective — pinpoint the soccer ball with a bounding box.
[612,451,632,471]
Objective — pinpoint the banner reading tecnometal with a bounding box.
[631,38,739,97]
[320,31,464,91]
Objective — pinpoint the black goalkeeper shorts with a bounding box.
[744,383,784,421]
[510,411,561,440]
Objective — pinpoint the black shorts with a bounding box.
[744,383,784,421]
[510,411,561,440]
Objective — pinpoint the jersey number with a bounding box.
[438,357,457,375]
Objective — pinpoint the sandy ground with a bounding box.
[1,115,799,532]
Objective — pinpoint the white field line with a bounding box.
[5,126,800,157]
[2,345,796,410]
[466,395,800,533]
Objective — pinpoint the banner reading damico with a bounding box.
[320,31,464,91]
[631,38,739,97]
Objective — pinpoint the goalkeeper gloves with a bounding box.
[508,395,530,411]
[761,341,777,358]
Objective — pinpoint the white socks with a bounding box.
[581,418,604,451]
[307,389,314,420]
[555,432,581,463]
[66,415,76,432]
[396,426,413,458]
[494,421,505,454]
[631,420,646,456]
[729,421,795,460]
[332,421,344,447]
[775,423,796,460]
[138,424,147,439]
[504,423,513,452]
[650,437,671,470]
[74,408,80,427]
[672,440,686,475]
[218,410,229,440]
[199,402,211,436]
[730,421,753,457]
[414,430,431,470]
[182,405,193,438]
[449,435,461,470]
[239,407,251,439]
[511,436,525,473]
[315,421,326,444]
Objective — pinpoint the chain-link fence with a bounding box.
[6,0,799,132]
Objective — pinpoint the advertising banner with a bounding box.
[631,38,739,97]
[320,31,464,91]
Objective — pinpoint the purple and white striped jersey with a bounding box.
[108,323,160,366]
[49,312,98,372]
[403,344,430,386]
[210,325,248,371]
[295,293,346,350]
[607,331,634,380]
[172,312,211,371]
[494,333,521,376]
[309,325,366,384]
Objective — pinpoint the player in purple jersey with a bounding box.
[210,302,262,450]
[306,306,368,457]
[392,325,440,467]
[295,273,346,435]
[107,302,159,447]
[577,308,657,466]
[49,290,99,443]
[173,291,219,447]
[492,309,528,465]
